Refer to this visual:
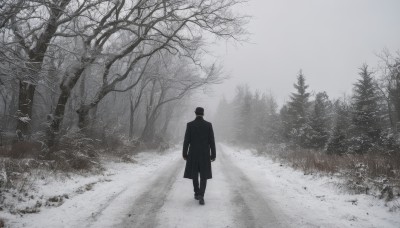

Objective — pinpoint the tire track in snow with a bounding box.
[156,151,240,228]
[87,185,130,225]
[118,158,184,228]
[218,144,287,228]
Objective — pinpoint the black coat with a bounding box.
[183,116,216,179]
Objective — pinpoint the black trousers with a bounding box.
[192,165,207,197]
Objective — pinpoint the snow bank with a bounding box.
[220,143,400,228]
[0,149,177,228]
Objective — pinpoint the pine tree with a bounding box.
[280,104,291,140]
[326,99,351,155]
[264,94,281,143]
[309,92,332,149]
[234,85,253,144]
[214,96,235,142]
[350,64,381,153]
[252,93,281,145]
[287,70,312,147]
[387,59,400,131]
[251,91,267,145]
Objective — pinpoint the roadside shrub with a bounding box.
[48,130,101,172]
[259,144,400,201]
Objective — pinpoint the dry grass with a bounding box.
[0,142,42,159]
[0,130,149,228]
[258,144,400,201]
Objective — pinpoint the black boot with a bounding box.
[194,194,200,200]
[199,196,205,205]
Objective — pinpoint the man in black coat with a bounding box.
[183,107,216,205]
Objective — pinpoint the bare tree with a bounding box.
[75,0,245,128]
[129,76,151,139]
[2,0,102,135]
[377,50,400,133]
[139,56,223,143]
[0,0,26,29]
[49,0,246,140]
[1,0,246,147]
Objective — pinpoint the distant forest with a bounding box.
[215,53,400,155]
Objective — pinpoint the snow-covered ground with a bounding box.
[1,144,399,227]
[1,150,179,228]
[220,144,400,228]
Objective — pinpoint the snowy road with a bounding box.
[8,144,400,228]
[100,144,287,228]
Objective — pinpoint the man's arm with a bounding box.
[209,123,216,161]
[182,123,190,160]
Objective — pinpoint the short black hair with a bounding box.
[195,107,204,115]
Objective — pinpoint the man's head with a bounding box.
[195,107,204,116]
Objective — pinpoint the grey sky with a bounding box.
[196,0,400,117]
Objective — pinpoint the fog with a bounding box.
[1,0,399,142]
[1,1,400,226]
[199,0,400,117]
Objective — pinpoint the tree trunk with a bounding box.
[7,81,18,131]
[140,107,162,143]
[159,105,174,136]
[129,98,135,138]
[0,90,7,130]
[16,80,36,135]
[129,80,149,139]
[77,106,90,132]
[140,119,156,143]
[47,68,85,147]
[90,105,98,136]
[47,88,70,147]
